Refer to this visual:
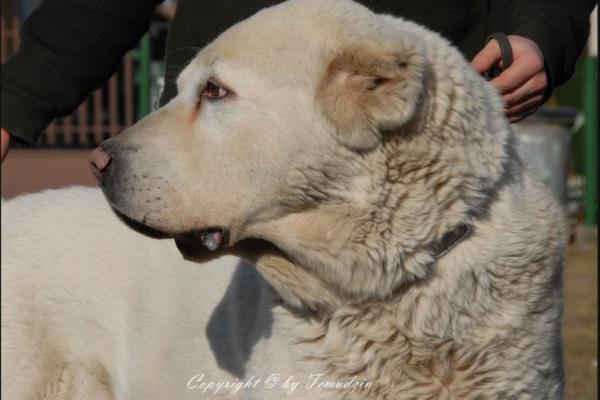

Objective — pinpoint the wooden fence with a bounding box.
[1,17,138,148]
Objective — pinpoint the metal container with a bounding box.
[512,107,583,205]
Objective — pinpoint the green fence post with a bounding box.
[583,56,598,226]
[134,33,152,120]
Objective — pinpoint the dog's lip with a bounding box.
[174,228,231,260]
[109,204,172,239]
[173,228,230,247]
[114,207,231,248]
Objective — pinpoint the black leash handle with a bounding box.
[484,32,513,80]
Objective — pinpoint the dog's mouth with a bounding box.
[109,205,230,256]
[107,200,288,268]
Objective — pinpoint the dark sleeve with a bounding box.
[1,0,162,145]
[490,0,596,89]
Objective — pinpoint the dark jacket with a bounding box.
[1,0,596,145]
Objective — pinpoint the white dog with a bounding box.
[2,1,566,399]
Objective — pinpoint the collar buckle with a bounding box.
[430,224,471,259]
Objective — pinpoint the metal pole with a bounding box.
[135,34,151,120]
[583,7,597,226]
[583,56,597,226]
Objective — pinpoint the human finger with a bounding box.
[471,39,503,75]
[505,95,544,121]
[502,73,547,107]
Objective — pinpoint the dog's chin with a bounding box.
[109,209,229,260]
[108,202,287,266]
[102,194,241,262]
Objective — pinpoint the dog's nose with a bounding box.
[89,147,112,177]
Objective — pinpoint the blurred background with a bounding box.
[0,1,597,399]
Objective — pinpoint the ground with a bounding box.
[563,227,598,400]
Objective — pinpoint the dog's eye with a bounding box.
[202,80,229,100]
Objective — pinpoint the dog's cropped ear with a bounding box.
[317,44,426,150]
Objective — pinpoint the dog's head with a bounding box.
[93,0,510,312]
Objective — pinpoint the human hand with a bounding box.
[471,35,547,123]
[1,128,10,162]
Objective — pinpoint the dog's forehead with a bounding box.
[179,0,379,89]
[178,42,322,95]
[212,29,325,83]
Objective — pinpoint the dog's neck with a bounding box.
[236,220,471,321]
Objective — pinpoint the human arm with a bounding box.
[1,128,9,162]
[471,0,596,122]
[1,0,162,147]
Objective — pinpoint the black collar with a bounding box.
[430,224,471,259]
